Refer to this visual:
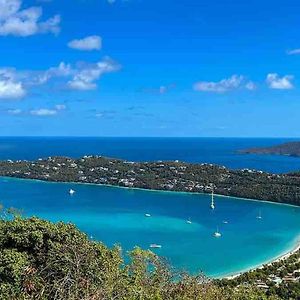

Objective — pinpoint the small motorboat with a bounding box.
[186,218,192,224]
[145,213,151,217]
[150,244,162,249]
[213,227,222,238]
[69,189,75,195]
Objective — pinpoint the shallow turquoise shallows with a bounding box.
[1,177,300,278]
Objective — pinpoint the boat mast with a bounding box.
[210,189,215,209]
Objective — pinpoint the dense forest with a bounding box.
[0,155,300,206]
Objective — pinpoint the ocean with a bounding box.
[0,137,299,173]
[0,137,300,278]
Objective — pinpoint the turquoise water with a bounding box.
[1,177,300,278]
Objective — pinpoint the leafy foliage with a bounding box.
[0,216,280,300]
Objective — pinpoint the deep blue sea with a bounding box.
[0,137,300,173]
[0,137,300,278]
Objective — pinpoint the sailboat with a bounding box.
[69,189,75,195]
[256,210,262,219]
[186,218,192,224]
[213,227,222,238]
[210,190,215,210]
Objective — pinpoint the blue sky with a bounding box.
[0,0,300,137]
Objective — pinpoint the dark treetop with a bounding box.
[240,141,300,157]
[0,155,300,206]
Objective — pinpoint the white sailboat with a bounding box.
[69,189,75,195]
[213,227,222,238]
[210,190,215,210]
[256,210,262,219]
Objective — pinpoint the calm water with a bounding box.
[1,137,300,277]
[0,137,300,173]
[1,177,300,278]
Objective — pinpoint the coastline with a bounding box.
[222,235,300,280]
[1,175,300,209]
[1,175,300,280]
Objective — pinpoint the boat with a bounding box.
[213,227,222,238]
[210,190,215,210]
[145,213,151,217]
[256,210,262,219]
[186,218,192,224]
[223,220,228,224]
[150,244,162,249]
[69,189,75,195]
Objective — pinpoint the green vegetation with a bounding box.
[220,250,300,300]
[0,215,280,300]
[0,155,300,206]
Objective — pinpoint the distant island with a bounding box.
[240,141,300,157]
[0,155,300,206]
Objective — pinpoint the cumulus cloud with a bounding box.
[34,62,72,85]
[286,49,300,55]
[0,57,120,95]
[266,73,294,90]
[193,75,247,93]
[0,0,60,37]
[68,35,102,51]
[0,68,26,99]
[67,57,120,90]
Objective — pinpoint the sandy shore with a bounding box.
[223,237,300,280]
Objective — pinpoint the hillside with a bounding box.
[0,214,281,300]
[240,141,300,157]
[0,155,300,206]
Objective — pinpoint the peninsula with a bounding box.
[240,141,300,157]
[0,155,300,206]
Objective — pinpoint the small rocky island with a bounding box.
[0,155,300,206]
[240,141,300,157]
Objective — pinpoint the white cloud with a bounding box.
[34,62,72,85]
[0,58,120,95]
[0,68,26,99]
[245,81,256,91]
[67,57,120,90]
[68,35,102,51]
[287,49,300,55]
[8,108,22,115]
[30,108,57,116]
[193,75,245,93]
[0,0,60,37]
[266,73,294,90]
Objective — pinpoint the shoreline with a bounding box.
[1,175,300,280]
[221,236,300,279]
[1,175,300,209]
